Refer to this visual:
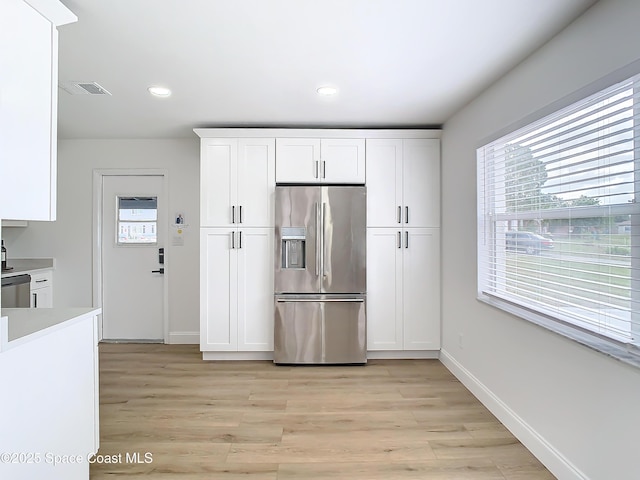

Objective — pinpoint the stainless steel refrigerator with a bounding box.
[274,185,366,364]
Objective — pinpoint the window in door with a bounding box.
[117,196,158,245]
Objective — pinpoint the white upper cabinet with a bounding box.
[403,139,440,228]
[366,138,440,228]
[320,138,365,184]
[275,138,320,183]
[365,139,403,227]
[0,0,76,221]
[200,138,275,227]
[276,138,365,184]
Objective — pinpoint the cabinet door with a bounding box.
[365,139,403,227]
[237,228,274,351]
[237,139,275,227]
[30,270,53,308]
[31,287,53,308]
[200,139,237,226]
[366,228,403,350]
[200,228,237,350]
[403,139,440,228]
[0,0,55,220]
[402,228,440,350]
[276,138,320,183]
[321,139,365,184]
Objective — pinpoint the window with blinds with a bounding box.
[477,72,640,355]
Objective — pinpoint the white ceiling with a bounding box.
[56,0,597,139]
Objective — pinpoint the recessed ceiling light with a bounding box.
[317,86,338,96]
[148,85,171,97]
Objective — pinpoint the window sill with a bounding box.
[478,294,640,370]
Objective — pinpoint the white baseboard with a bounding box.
[367,350,439,360]
[168,332,199,344]
[439,349,588,480]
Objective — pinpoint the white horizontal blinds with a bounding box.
[478,72,640,345]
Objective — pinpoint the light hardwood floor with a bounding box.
[91,344,555,479]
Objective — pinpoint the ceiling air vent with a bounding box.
[59,81,111,96]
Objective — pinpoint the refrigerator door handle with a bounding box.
[315,202,320,276]
[321,202,327,278]
[276,298,365,303]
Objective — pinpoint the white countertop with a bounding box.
[1,258,55,277]
[0,307,101,352]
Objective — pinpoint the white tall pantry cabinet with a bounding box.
[366,138,441,354]
[196,129,441,360]
[199,137,275,357]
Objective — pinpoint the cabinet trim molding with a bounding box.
[195,128,441,139]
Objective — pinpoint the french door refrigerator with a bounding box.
[274,185,366,364]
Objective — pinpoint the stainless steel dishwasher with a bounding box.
[1,274,31,307]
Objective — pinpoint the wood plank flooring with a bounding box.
[91,344,555,479]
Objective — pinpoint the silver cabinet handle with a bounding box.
[397,206,402,224]
[405,231,409,248]
[231,231,235,249]
[33,293,37,308]
[239,230,242,249]
[232,205,235,224]
[397,231,402,249]
[322,160,326,179]
[405,206,409,224]
[35,279,48,283]
[239,205,243,224]
[315,160,319,178]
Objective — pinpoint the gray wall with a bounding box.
[3,139,200,341]
[441,0,640,478]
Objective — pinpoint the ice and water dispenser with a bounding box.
[281,227,306,269]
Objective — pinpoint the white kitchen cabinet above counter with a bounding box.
[0,0,77,221]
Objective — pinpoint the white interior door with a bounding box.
[101,175,166,341]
